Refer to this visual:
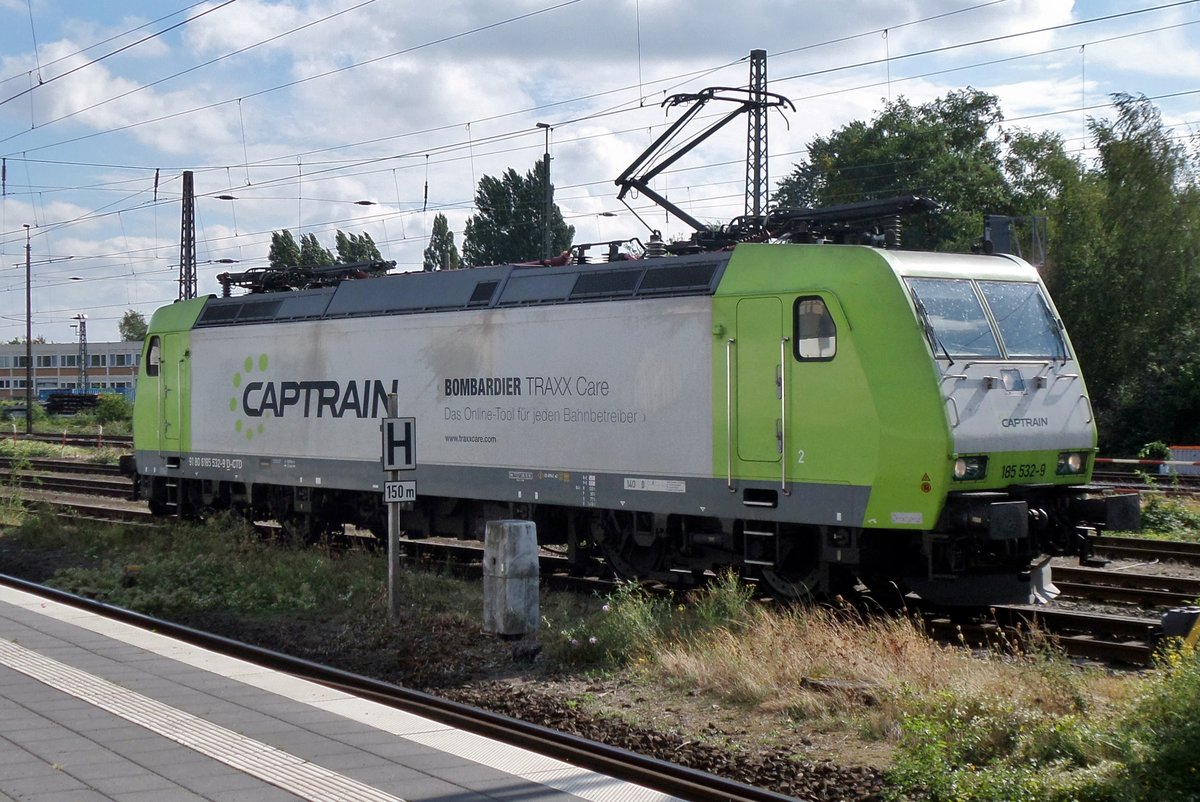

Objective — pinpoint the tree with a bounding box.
[1045,94,1200,451]
[461,160,574,265]
[298,233,334,267]
[335,231,382,264]
[774,89,1017,251]
[268,230,301,269]
[118,310,148,341]
[423,213,461,271]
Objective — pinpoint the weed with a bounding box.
[1139,493,1200,539]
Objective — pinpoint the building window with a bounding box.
[89,354,107,368]
[13,356,28,368]
[36,355,58,368]
[0,356,10,368]
[61,354,79,367]
[110,352,135,367]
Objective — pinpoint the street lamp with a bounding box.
[536,122,552,260]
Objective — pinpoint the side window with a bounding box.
[145,336,161,377]
[794,296,836,361]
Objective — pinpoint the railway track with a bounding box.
[1091,470,1199,495]
[0,573,801,802]
[11,469,1199,667]
[0,432,131,449]
[1053,565,1200,607]
[1092,535,1200,567]
[0,466,131,499]
[988,605,1163,665]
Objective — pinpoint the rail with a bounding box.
[0,574,799,802]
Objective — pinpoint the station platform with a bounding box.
[0,585,679,802]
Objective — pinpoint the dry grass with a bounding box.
[655,603,1133,740]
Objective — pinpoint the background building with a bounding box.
[0,341,141,402]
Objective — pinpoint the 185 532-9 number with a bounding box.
[1001,462,1046,480]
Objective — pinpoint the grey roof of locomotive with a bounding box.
[194,253,731,329]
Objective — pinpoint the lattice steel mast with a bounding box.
[179,170,197,300]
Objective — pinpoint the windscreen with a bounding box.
[905,277,1067,360]
[978,280,1067,359]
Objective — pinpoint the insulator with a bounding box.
[645,230,667,258]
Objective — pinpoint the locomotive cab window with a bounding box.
[978,280,1068,359]
[793,296,836,361]
[905,278,1001,358]
[145,336,161,377]
[905,277,1069,361]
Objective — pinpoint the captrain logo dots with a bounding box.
[230,354,270,440]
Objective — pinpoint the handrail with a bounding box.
[945,396,961,428]
[779,337,790,495]
[726,338,735,492]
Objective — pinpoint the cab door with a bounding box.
[160,335,187,452]
[735,297,785,465]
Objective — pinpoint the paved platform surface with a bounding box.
[0,585,680,802]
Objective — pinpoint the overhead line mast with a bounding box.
[746,49,768,219]
[179,170,197,300]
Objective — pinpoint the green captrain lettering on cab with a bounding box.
[242,379,398,418]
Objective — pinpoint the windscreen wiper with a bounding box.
[910,291,955,367]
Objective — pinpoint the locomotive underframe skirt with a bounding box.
[134,450,872,529]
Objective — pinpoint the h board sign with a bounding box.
[381,417,415,471]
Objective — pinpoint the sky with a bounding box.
[0,0,1197,343]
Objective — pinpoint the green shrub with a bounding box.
[93,394,133,426]
[1109,645,1200,801]
[547,581,673,668]
[1140,494,1200,539]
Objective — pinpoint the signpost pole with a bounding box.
[387,393,401,619]
[381,403,416,620]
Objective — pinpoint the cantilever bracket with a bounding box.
[615,87,794,234]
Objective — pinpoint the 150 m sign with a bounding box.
[383,480,417,503]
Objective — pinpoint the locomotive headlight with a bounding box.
[953,456,988,481]
[1056,451,1088,475]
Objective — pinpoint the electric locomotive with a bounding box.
[127,231,1138,605]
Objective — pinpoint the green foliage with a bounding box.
[334,231,382,264]
[423,213,461,271]
[546,573,755,669]
[92,394,132,426]
[12,513,383,619]
[1139,494,1200,539]
[773,89,1053,252]
[1046,94,1200,453]
[298,233,334,267]
[888,644,1200,801]
[462,160,574,265]
[117,310,147,341]
[887,687,1112,801]
[270,229,382,269]
[1112,645,1200,801]
[268,229,301,269]
[547,581,670,668]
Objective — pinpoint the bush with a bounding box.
[1140,494,1200,539]
[547,581,672,668]
[93,394,133,426]
[1110,645,1200,801]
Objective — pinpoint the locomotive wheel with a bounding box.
[759,531,823,599]
[597,511,667,581]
